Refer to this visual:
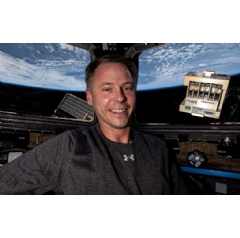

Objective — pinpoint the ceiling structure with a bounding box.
[68,43,165,59]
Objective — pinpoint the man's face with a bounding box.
[86,62,136,131]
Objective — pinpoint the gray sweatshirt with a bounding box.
[0,124,188,195]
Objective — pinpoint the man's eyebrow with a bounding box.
[99,82,133,87]
[100,82,114,87]
[122,82,134,86]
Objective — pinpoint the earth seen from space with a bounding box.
[0,43,239,91]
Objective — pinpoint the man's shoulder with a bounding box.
[70,124,101,141]
[133,128,165,144]
[74,124,98,135]
[52,125,95,141]
[49,125,99,148]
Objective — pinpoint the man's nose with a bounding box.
[114,88,127,102]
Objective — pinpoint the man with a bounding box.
[0,54,188,194]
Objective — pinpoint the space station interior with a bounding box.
[1,43,240,194]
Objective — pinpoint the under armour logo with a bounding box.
[123,154,135,161]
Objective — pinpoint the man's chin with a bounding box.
[106,119,131,130]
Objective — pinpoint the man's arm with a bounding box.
[0,130,74,195]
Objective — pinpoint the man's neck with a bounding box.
[99,124,133,144]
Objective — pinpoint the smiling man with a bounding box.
[86,58,136,143]
[0,54,188,195]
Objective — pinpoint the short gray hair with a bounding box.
[85,54,138,89]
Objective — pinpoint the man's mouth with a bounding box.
[111,109,126,113]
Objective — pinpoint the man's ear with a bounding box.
[86,88,93,106]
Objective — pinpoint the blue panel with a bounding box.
[180,166,240,180]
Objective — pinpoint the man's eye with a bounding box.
[124,86,133,91]
[103,88,112,92]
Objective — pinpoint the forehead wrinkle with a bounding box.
[99,81,134,87]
